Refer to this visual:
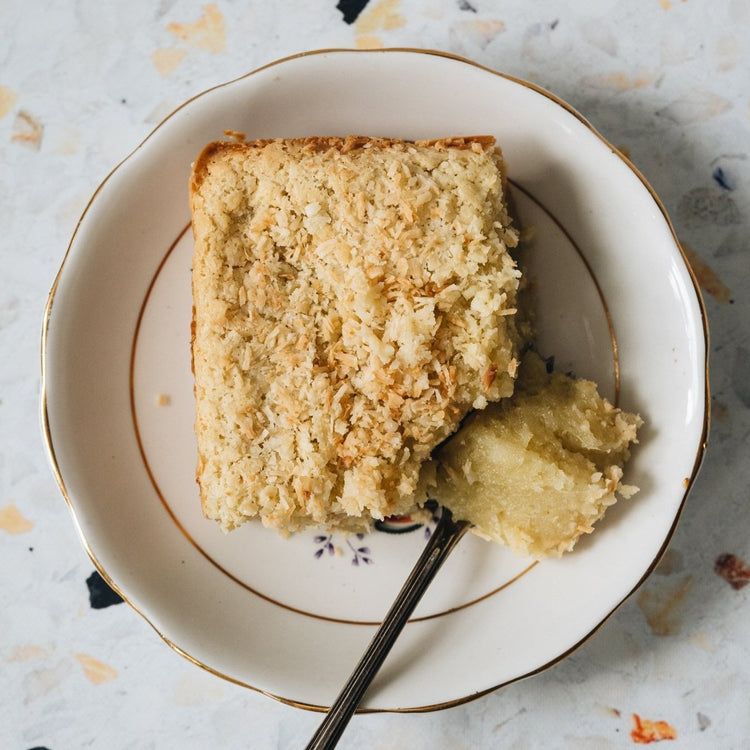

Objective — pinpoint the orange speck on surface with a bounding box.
[681,242,732,303]
[451,18,506,50]
[0,504,34,534]
[472,19,505,35]
[6,644,53,662]
[355,0,406,34]
[11,110,43,150]
[75,653,118,684]
[355,35,384,49]
[0,85,18,120]
[167,3,226,53]
[584,71,655,91]
[152,47,186,77]
[631,714,677,743]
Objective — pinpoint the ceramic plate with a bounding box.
[42,49,708,711]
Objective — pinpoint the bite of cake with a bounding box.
[433,350,643,558]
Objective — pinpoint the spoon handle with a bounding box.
[305,508,470,750]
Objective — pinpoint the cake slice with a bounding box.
[433,350,642,558]
[189,135,522,533]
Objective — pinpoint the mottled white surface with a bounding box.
[1,1,748,748]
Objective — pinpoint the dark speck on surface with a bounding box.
[336,0,370,24]
[714,552,750,590]
[458,0,477,11]
[697,712,711,731]
[86,570,124,609]
[712,166,736,191]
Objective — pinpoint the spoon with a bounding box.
[304,507,471,750]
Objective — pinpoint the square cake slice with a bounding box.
[189,135,521,533]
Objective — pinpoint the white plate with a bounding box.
[42,49,708,711]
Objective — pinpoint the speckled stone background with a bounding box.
[2,1,748,748]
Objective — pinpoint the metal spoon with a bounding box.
[304,508,471,750]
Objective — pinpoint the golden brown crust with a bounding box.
[190,135,498,191]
